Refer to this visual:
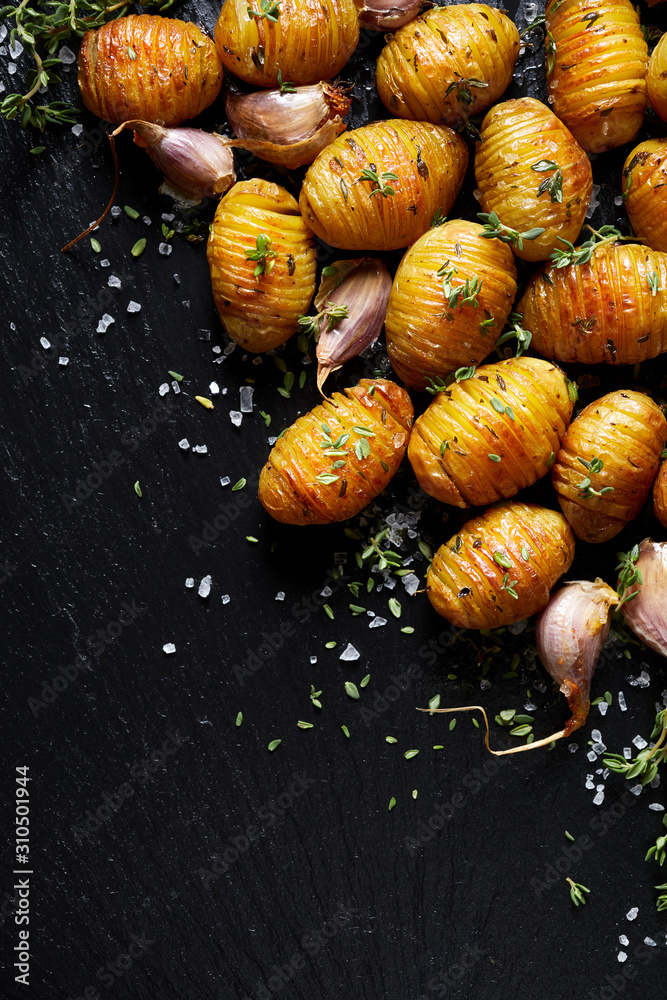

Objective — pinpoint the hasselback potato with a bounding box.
[258,379,413,524]
[384,219,517,389]
[517,242,667,365]
[623,140,667,252]
[648,33,667,121]
[408,357,574,507]
[545,0,648,154]
[427,502,576,628]
[375,4,519,125]
[78,15,223,127]
[298,120,468,251]
[654,459,667,528]
[474,98,593,262]
[552,390,667,543]
[207,179,316,353]
[214,0,359,88]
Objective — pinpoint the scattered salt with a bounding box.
[209,382,220,395]
[161,212,175,222]
[633,735,648,750]
[96,314,115,334]
[586,183,601,218]
[173,273,181,285]
[507,619,528,634]
[339,643,360,661]
[192,445,208,454]
[142,216,151,226]
[40,336,50,349]
[178,438,190,450]
[626,907,639,921]
[593,788,605,804]
[369,617,387,628]
[648,803,665,811]
[100,259,110,267]
[598,702,608,716]
[223,342,236,356]
[185,578,194,588]
[568,743,578,754]
[630,784,642,796]
[220,476,230,487]
[619,934,629,946]
[163,643,176,654]
[591,729,602,742]
[212,345,222,355]
[58,44,76,64]
[229,410,243,427]
[585,778,595,790]
[525,700,538,712]
[158,383,170,396]
[268,436,277,446]
[198,575,212,598]
[9,39,23,58]
[108,274,121,288]
[587,750,597,763]
[321,586,332,598]
[199,329,210,341]
[628,669,650,688]
[613,195,623,207]
[58,357,69,366]
[623,747,632,759]
[275,592,285,601]
[480,679,491,691]
[171,380,181,394]
[221,594,230,604]
[240,386,254,413]
[310,655,317,664]
[110,205,122,217]
[617,952,627,963]
[127,300,141,313]
[592,741,606,754]
[402,573,420,596]
[644,937,657,947]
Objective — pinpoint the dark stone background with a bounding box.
[2,0,667,997]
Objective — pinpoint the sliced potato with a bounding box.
[623,140,667,253]
[648,32,667,121]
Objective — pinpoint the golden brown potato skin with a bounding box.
[552,390,667,543]
[545,0,648,154]
[408,357,574,507]
[78,15,223,127]
[207,180,316,353]
[258,379,413,525]
[214,0,359,87]
[427,502,575,628]
[623,140,667,253]
[298,120,468,251]
[375,4,519,125]
[648,33,667,121]
[385,219,517,389]
[517,243,667,365]
[654,460,667,528]
[474,98,593,262]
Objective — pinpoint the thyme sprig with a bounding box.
[245,233,277,281]
[615,544,642,609]
[566,878,590,907]
[297,301,349,340]
[444,76,488,110]
[494,311,533,357]
[575,456,614,498]
[477,211,545,249]
[548,225,632,268]
[247,0,281,20]
[357,164,398,198]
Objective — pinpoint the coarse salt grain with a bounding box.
[40,336,50,349]
[626,907,638,921]
[630,784,642,796]
[275,592,285,601]
[163,643,176,654]
[178,439,190,450]
[220,476,230,487]
[209,382,220,395]
[619,935,629,946]
[108,275,121,288]
[192,445,208,454]
[310,655,317,664]
[198,575,212,598]
[648,803,665,811]
[221,594,230,604]
[240,386,254,412]
[644,937,657,947]
[587,750,598,762]
[171,381,181,394]
[598,702,608,716]
[617,952,627,963]
[127,300,141,313]
[321,586,332,598]
[369,617,387,628]
[230,411,243,427]
[59,357,69,366]
[339,643,360,661]
[159,383,169,396]
[618,691,627,711]
[185,578,194,588]
[633,735,648,750]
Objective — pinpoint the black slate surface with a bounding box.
[3,1,667,997]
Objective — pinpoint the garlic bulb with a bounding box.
[621,539,667,658]
[224,82,352,169]
[535,579,618,735]
[114,120,235,203]
[356,0,424,30]
[313,258,391,393]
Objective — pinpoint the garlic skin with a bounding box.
[225,83,351,169]
[536,580,618,736]
[356,0,424,30]
[315,258,392,393]
[115,121,236,203]
[621,540,667,658]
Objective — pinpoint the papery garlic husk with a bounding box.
[535,579,618,737]
[621,539,667,658]
[224,83,352,169]
[314,258,392,393]
[356,0,425,30]
[114,120,236,203]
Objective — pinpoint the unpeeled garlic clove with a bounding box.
[114,120,236,203]
[224,82,352,169]
[621,539,667,658]
[535,579,618,735]
[314,258,392,393]
[356,0,426,29]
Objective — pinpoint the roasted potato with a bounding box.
[517,242,667,365]
[622,140,667,252]
[552,390,667,543]
[545,0,648,154]
[427,502,576,628]
[375,4,519,126]
[648,32,667,121]
[298,120,468,251]
[408,357,574,507]
[258,379,413,524]
[384,219,517,389]
[654,459,667,528]
[214,0,359,87]
[207,179,316,353]
[78,15,223,127]
[474,97,593,262]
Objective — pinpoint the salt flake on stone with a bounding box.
[240,386,254,413]
[185,578,194,588]
[220,476,230,487]
[163,643,176,654]
[275,592,285,601]
[221,594,230,604]
[158,383,170,396]
[178,438,190,450]
[633,735,648,750]
[58,44,76,63]
[402,573,420,596]
[40,336,50,348]
[617,952,627,964]
[59,357,69,366]
[626,907,638,921]
[198,575,212,598]
[209,382,220,395]
[339,643,360,661]
[127,300,141,313]
[108,274,121,288]
[229,410,243,427]
[369,617,387,628]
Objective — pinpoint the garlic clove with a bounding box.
[621,539,667,658]
[535,579,618,735]
[224,82,352,169]
[114,120,236,203]
[356,0,425,30]
[313,258,392,393]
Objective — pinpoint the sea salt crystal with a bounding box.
[199,329,210,341]
[592,741,606,754]
[161,212,175,222]
[321,586,332,598]
[173,273,181,285]
[339,643,360,661]
[192,445,208,454]
[369,617,387,628]
[178,438,190,450]
[587,750,598,762]
[525,700,538,712]
[591,729,602,742]
[593,790,605,805]
[142,216,151,226]
[585,778,595,790]
[648,803,665,811]
[651,774,661,788]
[0,23,6,42]
[507,619,528,634]
[59,357,69,366]
[268,436,277,446]
[198,575,212,598]
[402,573,420,596]
[108,275,121,288]
[633,735,648,750]
[127,300,141,313]
[185,578,194,588]
[9,39,23,58]
[617,952,627,964]
[163,643,176,654]
[628,669,651,688]
[240,386,254,413]
[110,205,122,217]
[209,382,220,395]
[627,907,639,921]
[630,784,642,796]
[223,342,236,355]
[480,678,491,691]
[598,702,608,716]
[96,314,115,334]
[383,576,396,590]
[220,476,230,487]
[230,410,243,427]
[644,937,657,947]
[212,345,222,354]
[100,259,110,267]
[586,183,601,218]
[568,743,578,753]
[619,935,629,946]
[182,300,190,308]
[614,195,624,207]
[40,336,50,348]
[221,594,230,605]
[275,592,285,601]
[623,747,632,759]
[158,383,169,396]
[58,44,76,64]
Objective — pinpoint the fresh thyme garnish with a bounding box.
[437,262,483,310]
[431,209,447,228]
[277,68,296,93]
[477,211,545,249]
[614,544,642,608]
[247,0,281,20]
[444,76,489,110]
[298,301,349,339]
[548,225,629,268]
[520,14,557,74]
[566,878,590,906]
[535,166,563,203]
[357,164,398,198]
[575,456,614,498]
[648,271,661,296]
[245,233,277,280]
[310,685,323,709]
[494,311,533,357]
